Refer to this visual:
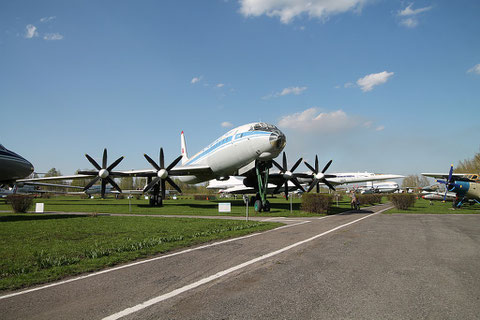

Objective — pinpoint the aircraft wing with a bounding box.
[327,174,404,185]
[422,173,472,181]
[18,165,213,181]
[120,165,213,177]
[17,174,93,183]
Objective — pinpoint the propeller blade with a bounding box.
[290,158,303,173]
[321,160,332,174]
[143,177,161,193]
[315,155,319,173]
[307,180,317,193]
[85,154,102,171]
[272,160,284,172]
[443,189,448,202]
[316,181,320,193]
[166,177,182,193]
[436,179,447,184]
[83,176,100,191]
[323,179,336,191]
[304,161,316,173]
[161,179,166,200]
[144,154,161,171]
[284,181,289,200]
[291,178,305,192]
[107,156,124,172]
[282,152,287,171]
[106,177,122,193]
[101,179,107,198]
[160,148,165,169]
[77,170,98,175]
[102,149,108,169]
[273,183,282,194]
[447,164,453,183]
[166,155,183,171]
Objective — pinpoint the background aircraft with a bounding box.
[0,144,34,186]
[358,181,400,194]
[208,153,403,198]
[422,165,480,207]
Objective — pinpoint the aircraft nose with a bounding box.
[269,131,286,150]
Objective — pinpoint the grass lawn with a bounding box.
[385,197,480,214]
[0,213,281,291]
[0,195,361,217]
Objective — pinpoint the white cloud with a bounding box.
[263,86,307,99]
[397,3,432,28]
[356,71,394,92]
[344,82,354,88]
[467,64,480,75]
[216,83,225,88]
[24,24,38,38]
[221,121,233,128]
[191,76,202,84]
[376,125,385,131]
[40,16,56,23]
[43,33,63,41]
[400,17,418,28]
[398,4,432,16]
[278,108,362,133]
[239,0,368,24]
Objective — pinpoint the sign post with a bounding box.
[243,195,249,221]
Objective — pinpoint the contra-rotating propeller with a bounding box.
[304,155,336,192]
[78,148,125,199]
[143,148,183,199]
[272,152,306,199]
[436,164,454,202]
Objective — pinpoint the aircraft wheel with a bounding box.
[250,196,256,206]
[263,200,270,212]
[254,200,263,212]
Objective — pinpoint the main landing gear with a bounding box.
[251,161,271,212]
[149,183,163,207]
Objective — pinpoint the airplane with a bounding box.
[421,191,457,202]
[358,181,400,194]
[0,144,34,186]
[422,165,480,208]
[208,155,404,197]
[19,122,287,211]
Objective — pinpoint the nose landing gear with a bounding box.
[253,161,271,212]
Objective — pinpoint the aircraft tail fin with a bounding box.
[181,131,189,165]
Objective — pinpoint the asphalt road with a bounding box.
[1,205,479,319]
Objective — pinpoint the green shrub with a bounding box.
[301,194,332,214]
[388,194,416,210]
[7,195,34,213]
[357,194,382,206]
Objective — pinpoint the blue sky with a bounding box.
[1,0,479,176]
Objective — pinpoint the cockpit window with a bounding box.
[249,123,281,133]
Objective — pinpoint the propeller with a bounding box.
[78,148,124,199]
[143,148,183,199]
[436,164,454,202]
[272,152,306,199]
[304,155,336,192]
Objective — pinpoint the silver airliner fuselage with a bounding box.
[0,144,34,184]
[178,122,286,184]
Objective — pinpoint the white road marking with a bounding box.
[103,207,391,320]
[0,220,309,301]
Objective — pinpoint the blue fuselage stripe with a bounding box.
[185,131,270,165]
